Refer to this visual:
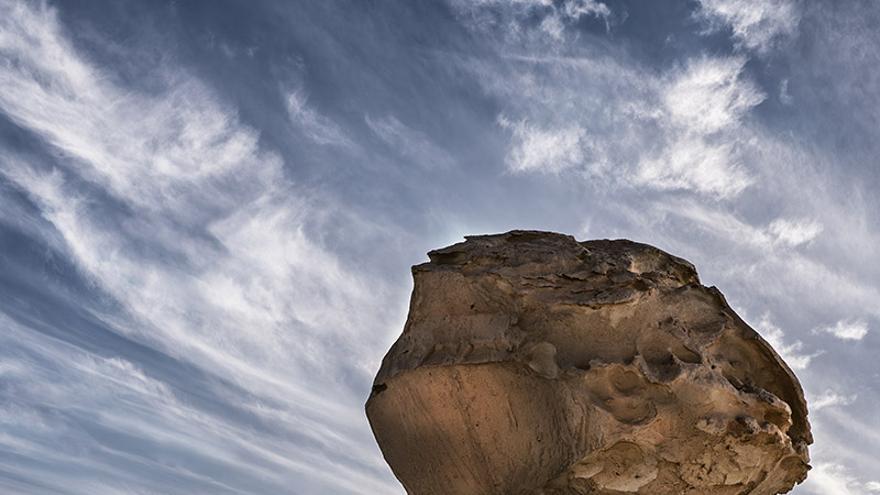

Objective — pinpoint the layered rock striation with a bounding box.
[367,231,811,495]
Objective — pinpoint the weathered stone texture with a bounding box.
[367,231,811,495]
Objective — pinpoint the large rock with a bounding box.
[367,231,811,495]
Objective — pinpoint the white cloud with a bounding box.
[453,0,880,367]
[810,389,857,411]
[0,2,399,493]
[449,0,613,42]
[539,13,566,40]
[467,50,764,197]
[0,0,383,371]
[636,56,763,197]
[498,117,585,173]
[286,89,355,148]
[0,314,398,495]
[0,2,282,216]
[562,0,611,20]
[804,463,873,495]
[779,78,793,104]
[663,56,765,135]
[653,200,822,253]
[636,198,880,330]
[549,0,613,37]
[817,319,870,341]
[768,217,823,246]
[635,138,751,197]
[814,406,880,468]
[365,114,455,169]
[867,481,880,492]
[696,0,801,53]
[754,313,818,370]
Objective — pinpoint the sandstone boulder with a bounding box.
[367,231,811,495]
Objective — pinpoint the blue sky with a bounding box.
[0,0,878,493]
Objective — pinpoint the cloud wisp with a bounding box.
[450,0,615,42]
[286,88,356,148]
[695,0,801,53]
[816,319,870,341]
[465,46,764,198]
[1,0,879,494]
[0,1,401,493]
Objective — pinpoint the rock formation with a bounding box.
[366,231,811,495]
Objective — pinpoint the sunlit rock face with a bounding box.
[366,231,811,495]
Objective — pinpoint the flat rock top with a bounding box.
[368,231,811,495]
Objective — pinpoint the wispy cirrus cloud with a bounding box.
[695,0,801,53]
[753,313,818,370]
[497,116,585,173]
[365,114,455,169]
[448,5,880,493]
[629,198,880,325]
[804,462,878,495]
[286,88,356,148]
[648,199,823,252]
[767,218,823,246]
[0,1,400,493]
[449,0,615,42]
[816,319,870,341]
[0,313,397,495]
[636,57,762,197]
[663,56,764,135]
[2,0,880,493]
[810,389,857,411]
[469,52,763,197]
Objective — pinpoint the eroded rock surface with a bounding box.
[367,231,811,495]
